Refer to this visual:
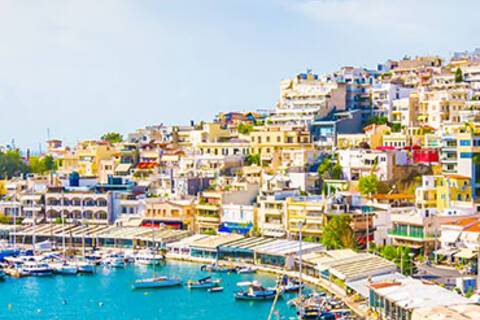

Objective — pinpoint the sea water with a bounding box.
[0,261,299,319]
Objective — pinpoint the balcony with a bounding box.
[387,230,434,241]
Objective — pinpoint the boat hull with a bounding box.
[133,279,181,289]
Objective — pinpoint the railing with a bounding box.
[387,230,426,239]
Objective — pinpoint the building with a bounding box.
[144,199,195,230]
[270,70,346,126]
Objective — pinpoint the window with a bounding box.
[460,140,471,146]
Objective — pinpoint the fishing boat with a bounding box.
[200,263,236,273]
[133,276,182,289]
[234,281,280,301]
[186,276,221,289]
[134,249,164,266]
[21,261,54,277]
[236,266,257,274]
[51,262,78,275]
[280,276,305,293]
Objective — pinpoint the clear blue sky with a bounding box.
[1,0,479,150]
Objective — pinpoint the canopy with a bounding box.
[454,249,477,260]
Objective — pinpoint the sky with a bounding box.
[0,0,479,151]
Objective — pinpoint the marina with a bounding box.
[0,260,322,320]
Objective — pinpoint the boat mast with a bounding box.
[32,189,36,249]
[12,186,17,248]
[81,197,85,256]
[61,189,66,257]
[298,219,304,320]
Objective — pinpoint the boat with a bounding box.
[200,263,236,273]
[133,276,182,289]
[186,276,221,289]
[21,261,54,277]
[134,249,164,266]
[208,286,224,293]
[236,266,257,274]
[281,277,305,293]
[74,260,96,274]
[104,254,125,268]
[51,262,78,275]
[234,281,280,301]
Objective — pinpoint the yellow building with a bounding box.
[76,141,118,176]
[249,126,313,169]
[285,196,326,241]
[336,134,368,149]
[194,191,222,234]
[144,199,195,230]
[416,175,472,212]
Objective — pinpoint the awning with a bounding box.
[115,163,132,173]
[454,249,477,259]
[441,230,461,244]
[435,248,458,256]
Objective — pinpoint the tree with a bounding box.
[245,153,260,166]
[365,116,388,126]
[238,123,253,135]
[318,157,343,180]
[28,155,58,174]
[359,174,379,195]
[321,214,357,250]
[0,150,29,179]
[101,132,123,144]
[455,68,464,83]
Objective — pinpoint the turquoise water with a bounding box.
[0,261,300,320]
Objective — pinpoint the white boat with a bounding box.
[51,262,78,275]
[236,266,257,274]
[133,276,181,289]
[134,250,164,266]
[74,260,96,274]
[22,261,54,277]
[104,255,125,268]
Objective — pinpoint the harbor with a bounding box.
[0,249,356,320]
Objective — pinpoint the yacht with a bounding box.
[134,249,163,266]
[22,261,54,277]
[104,254,125,268]
[73,260,96,274]
[51,262,78,275]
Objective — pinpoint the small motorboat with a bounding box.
[200,263,236,273]
[22,261,54,277]
[186,276,221,289]
[51,262,78,275]
[279,275,305,293]
[234,281,280,301]
[236,266,257,274]
[208,286,224,293]
[133,276,182,289]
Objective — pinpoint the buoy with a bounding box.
[36,309,42,313]
[7,303,12,310]
[98,302,104,307]
[144,292,149,296]
[62,299,68,305]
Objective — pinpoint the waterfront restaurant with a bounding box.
[315,253,397,289]
[253,240,323,269]
[189,234,243,259]
[217,237,277,262]
[368,278,470,320]
[166,234,210,256]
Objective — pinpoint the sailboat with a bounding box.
[133,224,180,289]
[53,197,79,275]
[73,200,95,274]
